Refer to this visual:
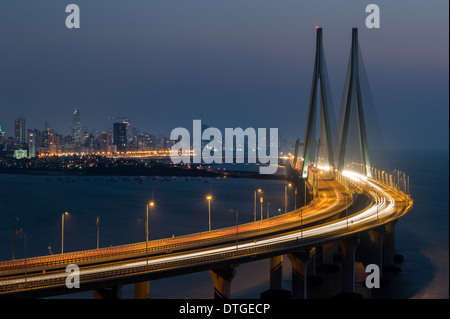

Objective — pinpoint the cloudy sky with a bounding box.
[0,0,448,150]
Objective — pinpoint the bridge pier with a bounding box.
[318,242,339,271]
[261,255,291,299]
[368,226,385,277]
[269,255,283,290]
[134,281,150,299]
[288,249,311,299]
[337,235,361,297]
[209,267,236,299]
[383,220,402,272]
[93,285,122,299]
[307,248,322,283]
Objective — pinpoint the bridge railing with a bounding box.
[0,198,414,296]
[290,157,410,197]
[1,164,415,295]
[0,197,326,272]
[343,162,410,196]
[1,160,412,275]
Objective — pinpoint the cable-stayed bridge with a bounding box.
[0,28,413,299]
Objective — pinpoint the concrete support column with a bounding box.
[317,242,339,272]
[307,247,317,277]
[269,255,283,290]
[339,235,360,294]
[321,242,336,265]
[93,285,122,299]
[209,267,236,299]
[134,281,150,299]
[368,226,386,276]
[383,220,397,268]
[288,250,311,299]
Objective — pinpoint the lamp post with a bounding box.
[231,208,239,251]
[285,183,292,213]
[96,216,100,249]
[146,201,154,267]
[61,212,69,254]
[12,215,19,260]
[260,194,264,220]
[254,189,262,221]
[23,230,27,284]
[16,228,27,284]
[207,195,212,231]
[254,191,256,222]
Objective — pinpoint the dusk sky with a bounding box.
[0,0,448,151]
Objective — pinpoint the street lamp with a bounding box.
[260,192,264,220]
[96,216,100,249]
[254,189,262,222]
[16,228,27,284]
[231,208,239,251]
[146,201,155,267]
[285,183,292,213]
[146,202,155,242]
[254,191,256,222]
[12,215,19,260]
[207,195,212,231]
[61,212,69,254]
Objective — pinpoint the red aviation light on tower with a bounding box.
[316,25,320,29]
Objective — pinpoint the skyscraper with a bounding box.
[0,124,5,151]
[28,130,36,158]
[73,109,82,145]
[113,122,127,152]
[15,116,26,145]
[100,132,112,153]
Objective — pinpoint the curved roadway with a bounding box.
[0,169,413,297]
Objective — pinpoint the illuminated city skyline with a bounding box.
[0,1,447,151]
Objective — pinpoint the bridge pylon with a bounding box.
[301,27,336,179]
[336,28,372,177]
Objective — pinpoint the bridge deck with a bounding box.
[0,170,412,298]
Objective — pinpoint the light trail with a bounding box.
[0,171,401,289]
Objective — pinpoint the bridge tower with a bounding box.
[336,28,372,177]
[301,27,336,178]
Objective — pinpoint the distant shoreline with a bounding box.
[0,165,288,180]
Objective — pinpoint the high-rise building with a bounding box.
[15,116,26,145]
[0,124,5,151]
[48,129,57,154]
[73,109,82,145]
[113,122,127,153]
[33,129,43,153]
[100,132,112,153]
[28,130,36,158]
[64,135,75,151]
